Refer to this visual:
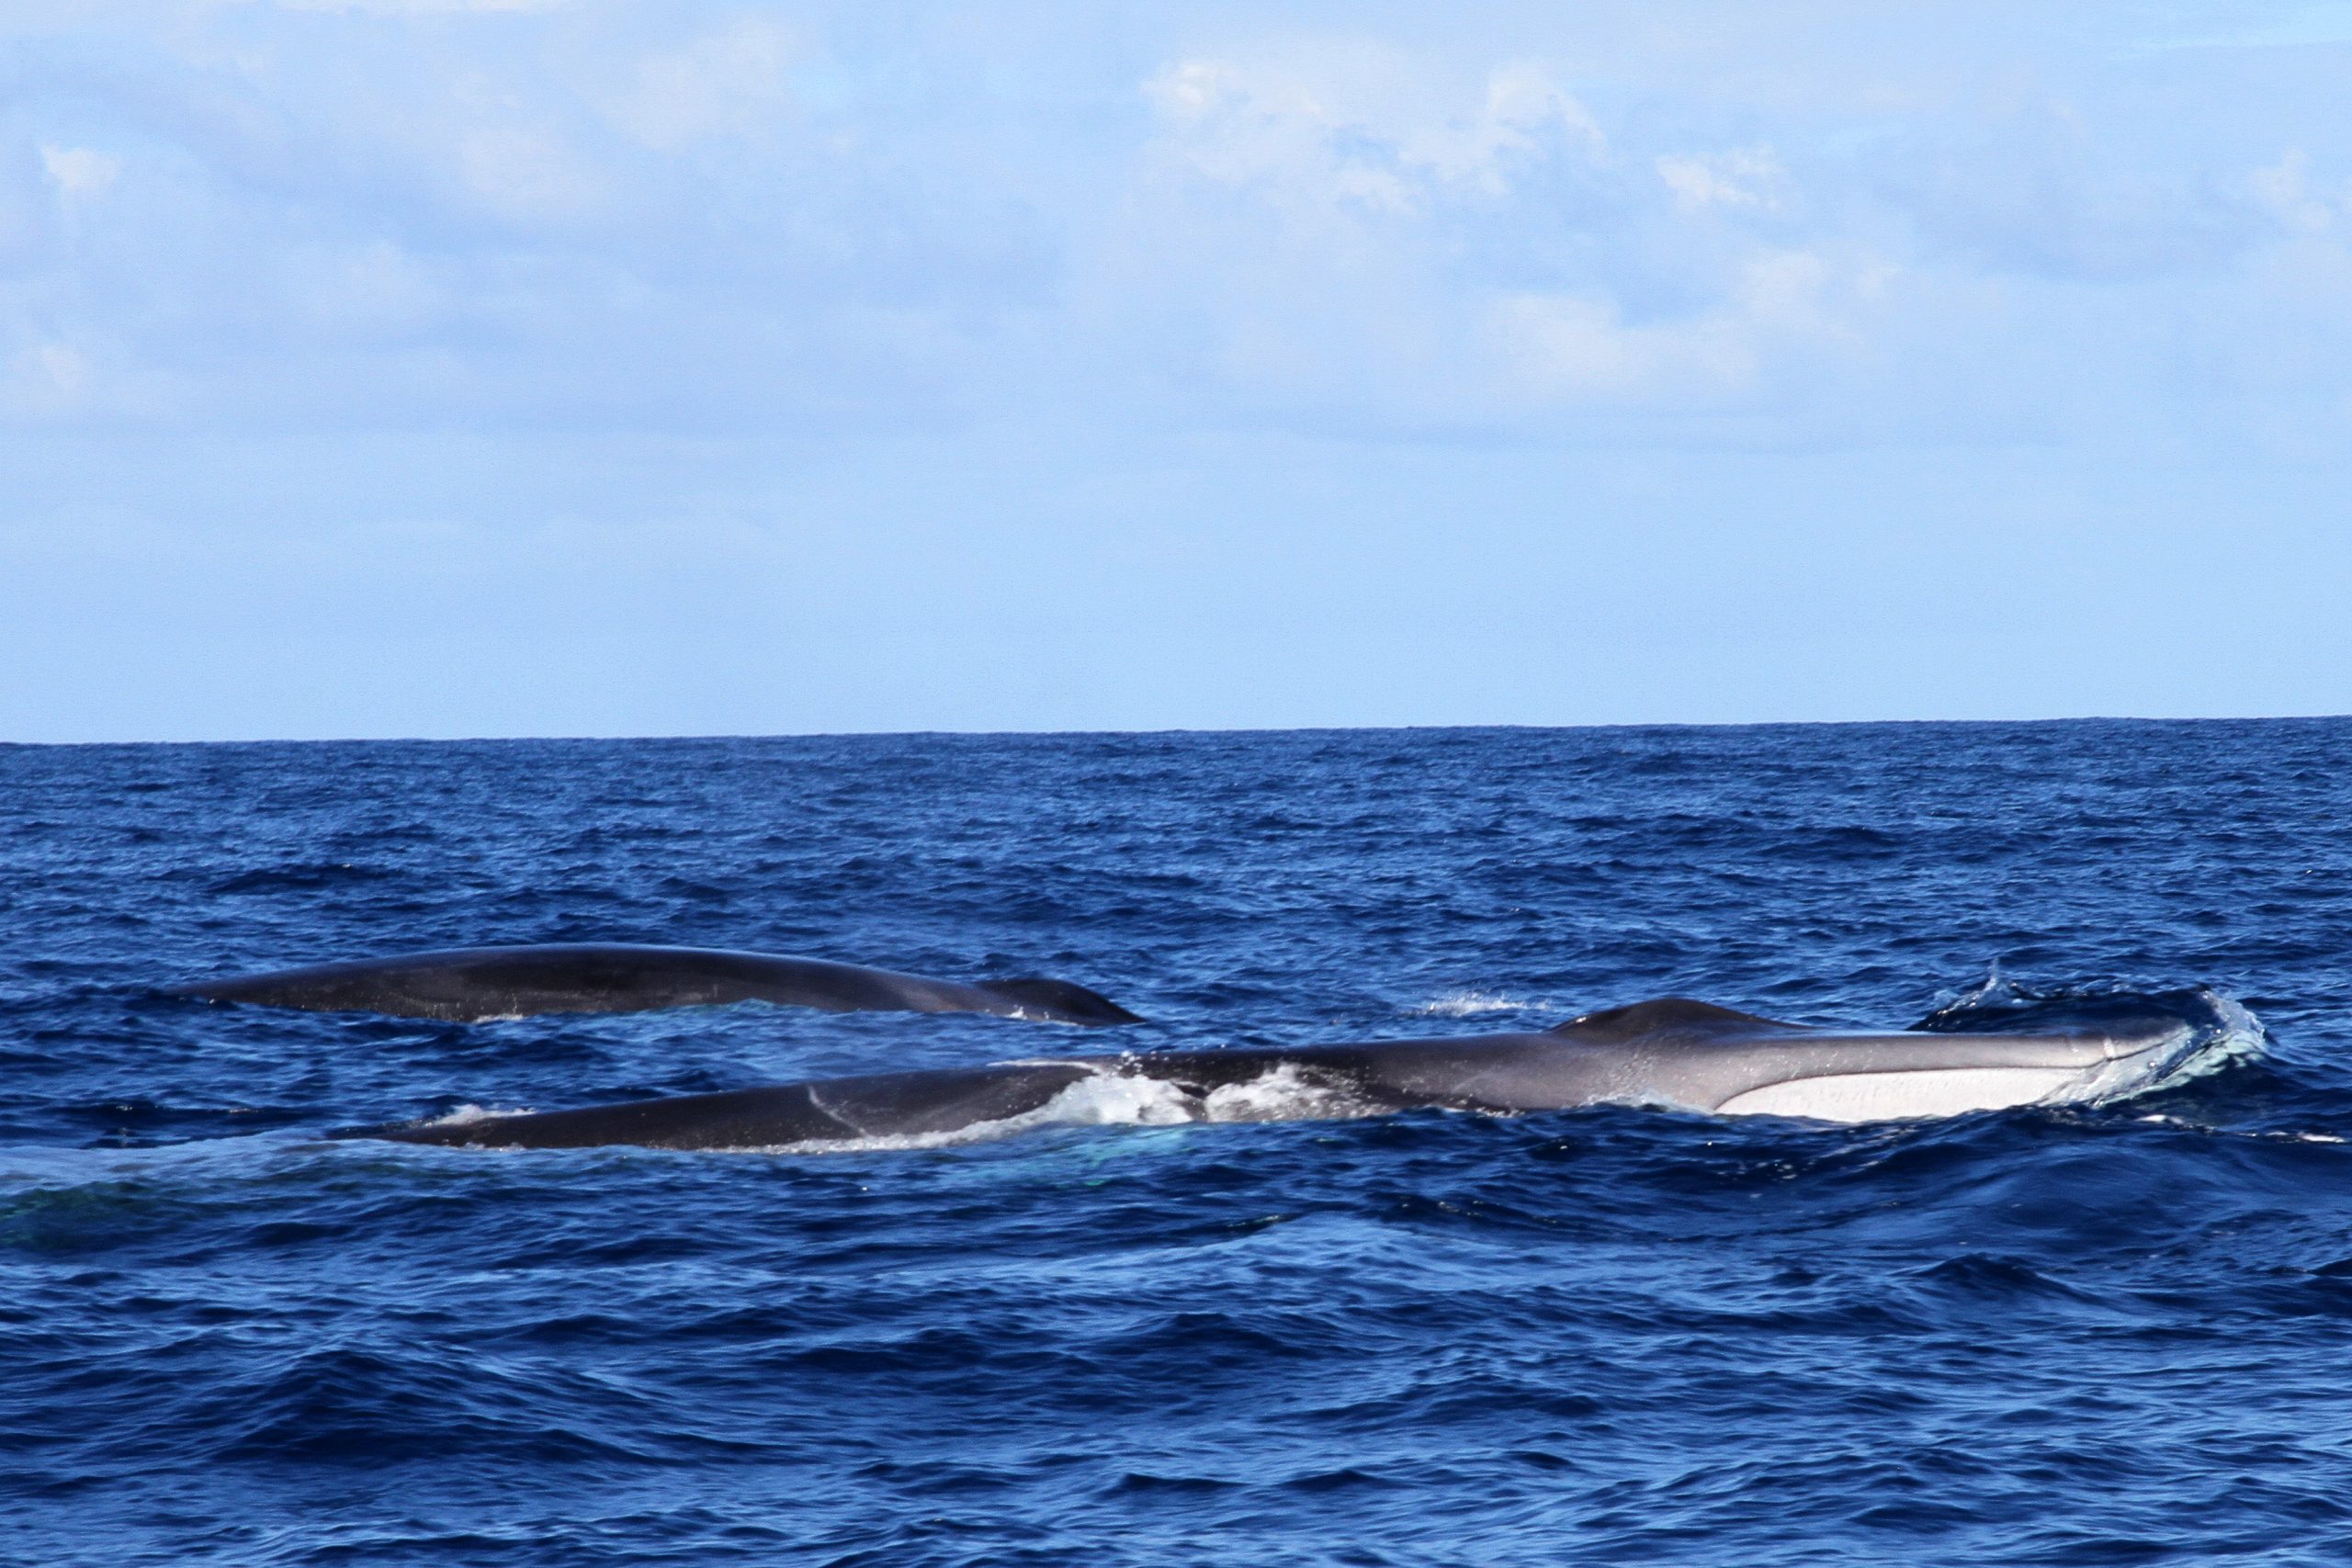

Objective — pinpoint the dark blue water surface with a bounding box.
[5,722,2352,1565]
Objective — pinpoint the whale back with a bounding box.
[372,1062,1101,1151]
[177,943,1140,1027]
[1547,998,1806,1043]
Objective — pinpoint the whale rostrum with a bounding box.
[176,943,1143,1027]
[360,993,2222,1150]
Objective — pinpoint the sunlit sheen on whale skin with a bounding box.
[360,991,2232,1152]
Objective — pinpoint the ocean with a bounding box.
[3,720,2348,1564]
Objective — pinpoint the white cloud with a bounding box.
[1492,293,1751,400]
[40,146,122,197]
[1120,45,1889,425]
[3,4,2348,449]
[1655,146,1786,212]
[1490,249,1875,405]
[1143,51,1602,219]
[3,344,92,416]
[1408,62,1604,193]
[604,17,797,152]
[452,124,608,222]
[2252,151,2345,233]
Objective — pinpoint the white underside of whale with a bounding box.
[1715,1066,2085,1122]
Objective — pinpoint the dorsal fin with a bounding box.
[1548,998,1801,1041]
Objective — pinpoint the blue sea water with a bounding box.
[3,720,2350,1565]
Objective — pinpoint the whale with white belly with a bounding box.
[359,990,2234,1152]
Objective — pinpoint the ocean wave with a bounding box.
[11,722,2352,1566]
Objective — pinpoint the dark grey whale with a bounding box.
[361,993,2226,1150]
[179,943,1141,1027]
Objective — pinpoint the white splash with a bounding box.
[1414,991,1526,1018]
[2126,993,2269,1100]
[738,1062,1385,1156]
[1943,961,2020,1011]
[1199,1064,1374,1123]
[420,1102,532,1125]
[742,1069,1200,1156]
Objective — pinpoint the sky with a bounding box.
[5,1,2351,741]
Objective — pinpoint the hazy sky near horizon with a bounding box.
[5,1,2351,740]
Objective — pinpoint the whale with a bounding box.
[358,991,2224,1151]
[177,943,1142,1027]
